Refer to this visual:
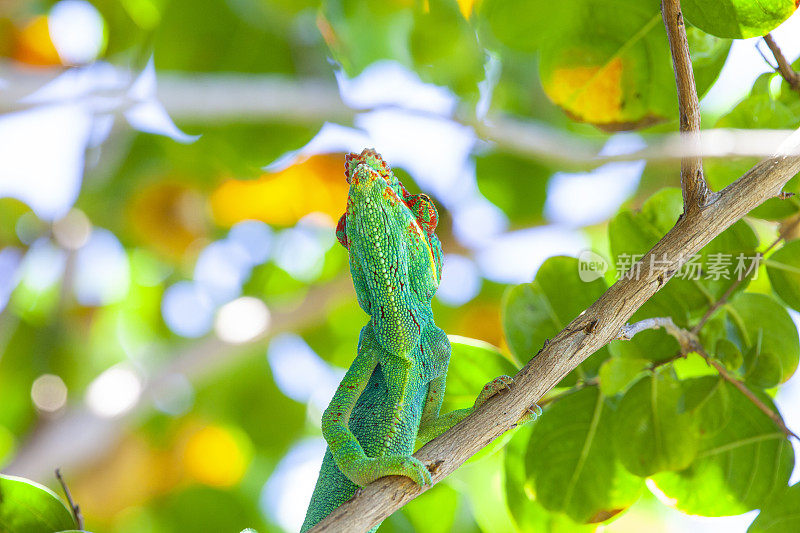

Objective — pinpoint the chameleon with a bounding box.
[301,149,534,532]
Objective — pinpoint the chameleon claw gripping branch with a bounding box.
[301,149,518,532]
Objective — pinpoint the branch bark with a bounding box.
[662,0,711,212]
[763,34,800,95]
[308,127,800,532]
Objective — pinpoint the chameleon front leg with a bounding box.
[322,337,432,488]
[417,375,542,447]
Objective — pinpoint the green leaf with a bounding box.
[652,381,794,515]
[687,27,731,98]
[682,0,797,39]
[527,387,643,523]
[726,292,799,388]
[453,446,519,533]
[403,482,459,533]
[321,0,414,77]
[681,376,731,436]
[409,0,484,100]
[506,425,595,532]
[444,336,519,411]
[502,256,610,381]
[322,0,483,99]
[613,370,699,476]
[152,0,315,74]
[538,0,674,131]
[477,0,569,53]
[475,151,550,226]
[749,483,800,532]
[598,357,650,396]
[717,94,799,130]
[715,338,744,372]
[0,475,77,533]
[767,240,800,312]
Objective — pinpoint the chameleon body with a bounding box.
[301,149,519,532]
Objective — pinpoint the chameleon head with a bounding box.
[336,149,444,344]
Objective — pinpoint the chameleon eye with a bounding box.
[405,194,438,234]
[336,213,349,249]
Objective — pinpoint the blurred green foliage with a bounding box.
[1,0,800,532]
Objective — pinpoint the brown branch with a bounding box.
[308,127,800,532]
[55,468,83,530]
[662,0,712,212]
[763,34,800,95]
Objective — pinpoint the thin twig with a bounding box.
[618,316,695,352]
[695,346,800,441]
[55,468,83,530]
[756,42,779,71]
[763,34,800,94]
[619,318,799,441]
[662,0,712,211]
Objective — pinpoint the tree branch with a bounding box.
[763,34,800,95]
[1,64,798,168]
[308,127,800,532]
[662,0,712,211]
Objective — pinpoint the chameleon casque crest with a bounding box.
[302,149,520,532]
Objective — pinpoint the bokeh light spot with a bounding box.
[261,438,326,532]
[31,373,68,413]
[49,0,105,65]
[437,254,481,306]
[86,364,142,418]
[52,207,91,250]
[267,333,342,411]
[20,238,66,292]
[228,220,273,265]
[194,240,251,304]
[73,228,130,306]
[0,247,23,311]
[184,425,250,487]
[215,297,270,344]
[162,281,214,338]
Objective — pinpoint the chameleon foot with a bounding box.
[343,454,432,487]
[473,375,515,408]
[516,403,543,426]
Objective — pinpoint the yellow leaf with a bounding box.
[210,154,349,227]
[545,57,624,126]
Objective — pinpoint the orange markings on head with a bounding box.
[382,184,402,205]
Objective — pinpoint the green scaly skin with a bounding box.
[301,149,528,532]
